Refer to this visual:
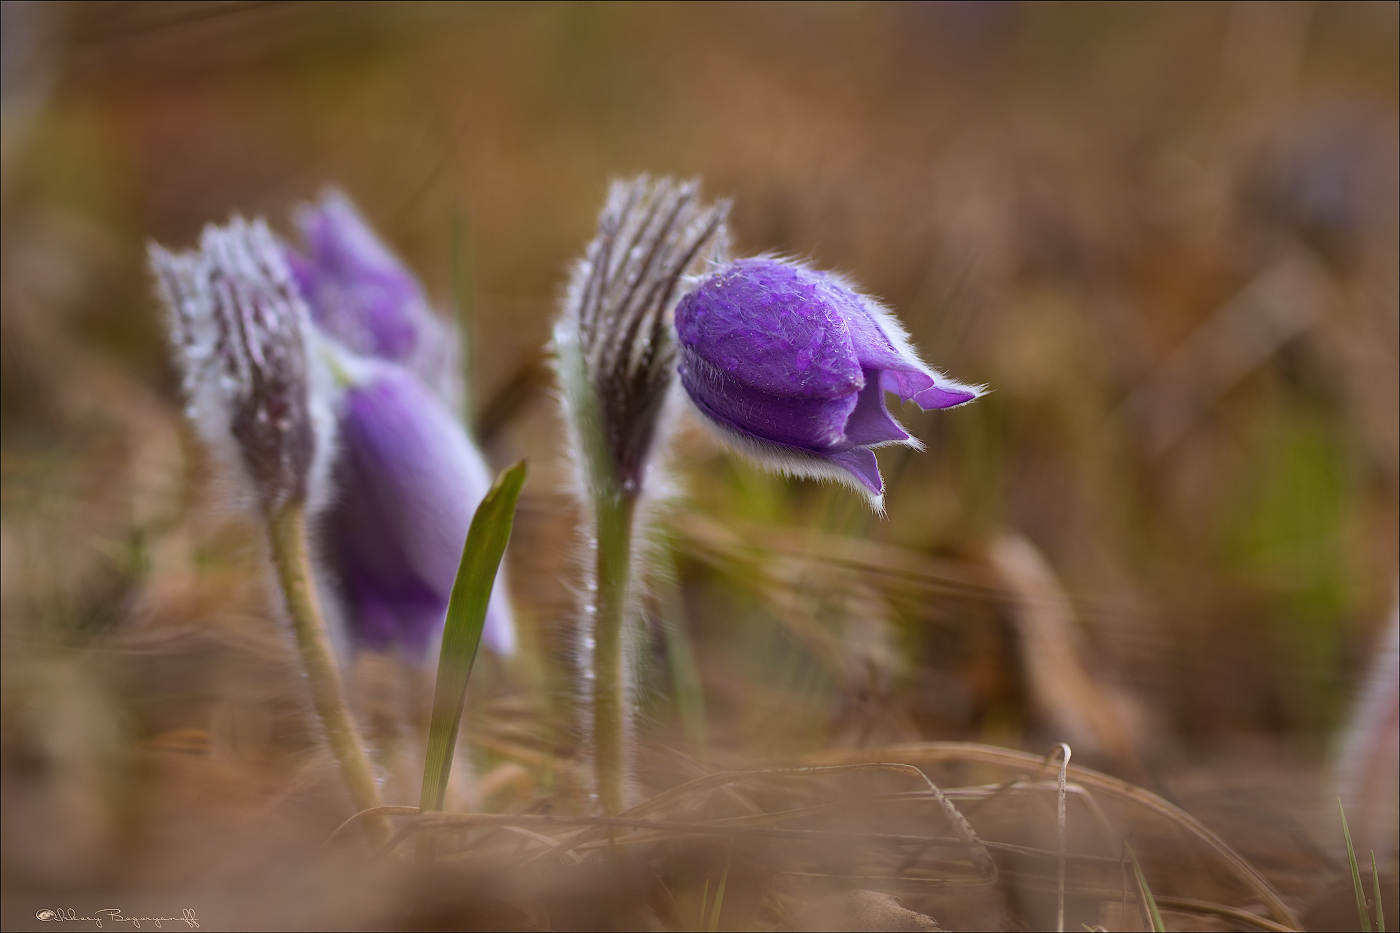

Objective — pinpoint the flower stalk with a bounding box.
[591,491,638,815]
[268,502,390,847]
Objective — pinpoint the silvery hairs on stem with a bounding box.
[556,177,728,813]
[556,176,730,500]
[150,217,333,515]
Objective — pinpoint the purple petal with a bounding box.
[880,369,981,409]
[827,447,883,496]
[327,360,513,660]
[341,580,443,656]
[844,369,911,446]
[679,349,858,450]
[838,287,983,410]
[283,249,319,309]
[293,193,435,364]
[675,259,862,399]
[841,298,913,373]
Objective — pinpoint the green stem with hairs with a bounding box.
[268,502,390,848]
[592,490,638,816]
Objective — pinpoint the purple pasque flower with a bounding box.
[325,354,514,661]
[674,257,984,509]
[286,191,460,407]
[280,192,514,661]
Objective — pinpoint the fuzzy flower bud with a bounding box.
[151,217,321,513]
[557,176,730,498]
[674,257,984,509]
[326,356,514,661]
[286,191,460,407]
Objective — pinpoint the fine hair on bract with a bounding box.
[150,216,339,519]
[554,176,729,812]
[152,217,345,655]
[556,177,731,500]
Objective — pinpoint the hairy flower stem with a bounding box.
[558,177,729,814]
[592,491,638,816]
[267,503,390,847]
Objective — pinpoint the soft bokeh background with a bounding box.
[2,1,1397,928]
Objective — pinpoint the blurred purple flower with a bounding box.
[282,191,512,660]
[674,257,984,508]
[1245,108,1400,267]
[286,191,460,406]
[325,356,514,661]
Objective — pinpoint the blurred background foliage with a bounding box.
[1,0,1397,907]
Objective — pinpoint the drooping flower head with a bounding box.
[286,191,461,409]
[674,257,984,509]
[150,217,326,514]
[327,355,514,660]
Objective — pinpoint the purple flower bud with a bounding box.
[326,356,513,661]
[674,257,984,508]
[150,218,321,513]
[286,192,460,405]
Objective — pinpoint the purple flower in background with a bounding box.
[326,355,514,661]
[283,192,513,660]
[674,257,984,509]
[286,192,460,407]
[153,198,515,668]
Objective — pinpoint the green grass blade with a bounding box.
[1340,798,1374,933]
[1373,851,1385,933]
[417,461,527,831]
[1129,846,1166,933]
[699,878,709,932]
[707,849,731,933]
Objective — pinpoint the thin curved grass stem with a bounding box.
[807,742,1301,929]
[1055,742,1071,933]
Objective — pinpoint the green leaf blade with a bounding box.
[707,849,731,933]
[1373,851,1386,933]
[1340,798,1374,933]
[1129,846,1166,933]
[418,460,528,820]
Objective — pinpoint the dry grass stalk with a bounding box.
[807,741,1302,929]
